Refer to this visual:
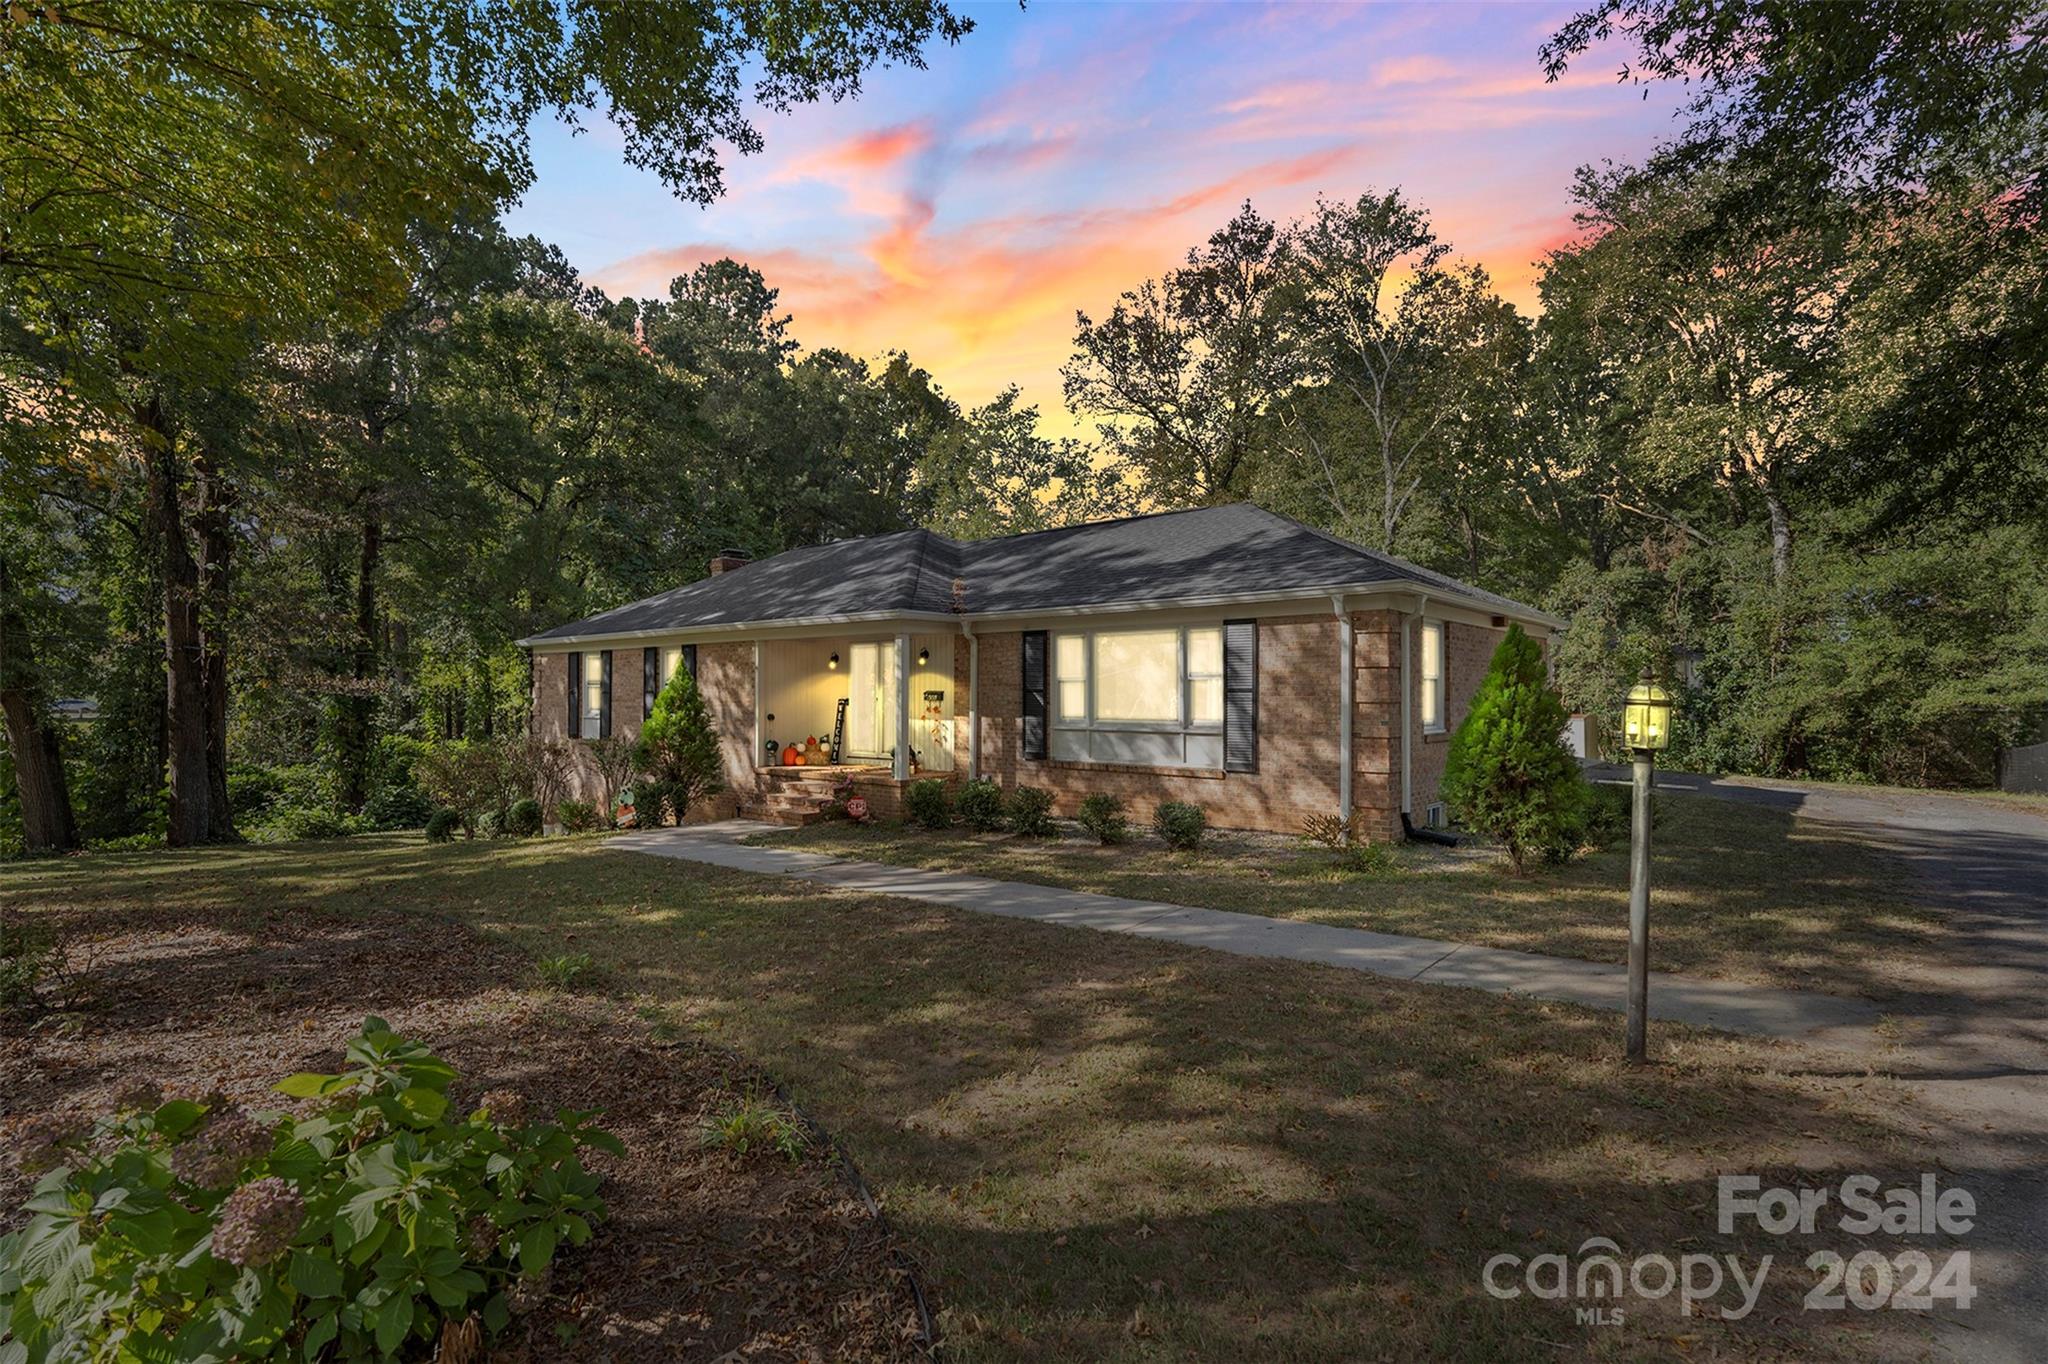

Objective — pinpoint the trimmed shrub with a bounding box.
[1076,793,1129,845]
[955,778,1005,832]
[1441,624,1590,873]
[1153,801,1205,851]
[636,665,723,822]
[0,1017,616,1362]
[556,799,599,833]
[504,798,543,837]
[904,778,953,830]
[424,807,461,843]
[1006,786,1056,837]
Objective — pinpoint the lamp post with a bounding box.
[1622,669,1673,1064]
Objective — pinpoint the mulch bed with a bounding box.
[0,901,933,1361]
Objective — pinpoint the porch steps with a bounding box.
[744,767,851,827]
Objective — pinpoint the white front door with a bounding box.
[845,641,897,759]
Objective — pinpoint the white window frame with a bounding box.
[1421,621,1446,735]
[1051,625,1224,736]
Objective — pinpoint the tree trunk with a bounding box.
[336,504,381,810]
[0,552,79,852]
[1763,485,1794,589]
[195,453,237,841]
[142,401,220,847]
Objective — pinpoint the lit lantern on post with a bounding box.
[1622,669,1673,1064]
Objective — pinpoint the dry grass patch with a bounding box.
[758,794,1946,999]
[1,835,1959,1362]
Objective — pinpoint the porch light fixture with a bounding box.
[828,652,839,670]
[917,647,930,666]
[1621,667,1676,1066]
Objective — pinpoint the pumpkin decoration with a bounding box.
[781,743,802,765]
[804,734,822,762]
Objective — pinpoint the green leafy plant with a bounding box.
[904,778,953,830]
[1337,839,1396,874]
[361,784,434,832]
[0,1017,618,1362]
[634,666,723,826]
[535,953,595,990]
[1,912,68,1017]
[1153,801,1205,851]
[1076,793,1128,845]
[504,799,543,838]
[1005,785,1056,837]
[955,778,1005,832]
[1441,624,1590,873]
[424,808,462,844]
[698,1095,808,1163]
[554,800,598,833]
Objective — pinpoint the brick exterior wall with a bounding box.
[971,616,1345,836]
[1406,619,1508,831]
[529,644,750,822]
[531,614,1530,837]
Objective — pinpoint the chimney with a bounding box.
[708,549,750,576]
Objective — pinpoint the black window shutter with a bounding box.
[643,647,658,719]
[565,651,581,740]
[1224,619,1258,773]
[1020,630,1048,761]
[682,644,697,679]
[598,650,613,738]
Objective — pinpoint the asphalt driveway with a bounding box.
[1590,765,2048,1363]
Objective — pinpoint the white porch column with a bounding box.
[752,642,763,773]
[1334,596,1352,832]
[893,632,912,780]
[965,624,980,782]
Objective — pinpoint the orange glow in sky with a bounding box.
[509,3,1681,437]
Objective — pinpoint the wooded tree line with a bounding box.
[3,0,2043,854]
[1064,0,2048,788]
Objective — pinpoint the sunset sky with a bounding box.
[506,2,1683,436]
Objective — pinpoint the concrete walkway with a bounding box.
[608,821,1880,1042]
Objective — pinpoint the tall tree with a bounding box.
[1064,203,1299,505]
[1,0,970,843]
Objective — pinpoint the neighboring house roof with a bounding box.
[522,503,1558,644]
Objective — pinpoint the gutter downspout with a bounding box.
[963,623,980,782]
[1333,595,1352,832]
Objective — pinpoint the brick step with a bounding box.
[739,802,830,827]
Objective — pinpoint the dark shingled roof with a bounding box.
[526,503,1551,642]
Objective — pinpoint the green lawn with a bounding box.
[754,795,1944,1000]
[2,835,1943,1362]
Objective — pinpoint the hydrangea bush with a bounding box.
[0,1018,618,1361]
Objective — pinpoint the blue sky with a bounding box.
[506,1,1682,433]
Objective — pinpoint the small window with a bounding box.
[1186,627,1223,727]
[1054,633,1088,725]
[582,653,605,727]
[660,646,684,688]
[1421,622,1446,734]
[1092,629,1181,725]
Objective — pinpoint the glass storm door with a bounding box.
[845,642,896,759]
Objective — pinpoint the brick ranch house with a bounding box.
[519,503,1562,838]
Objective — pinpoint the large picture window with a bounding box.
[1051,625,1225,768]
[1421,621,1445,734]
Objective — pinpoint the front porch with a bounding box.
[739,763,923,827]
[753,631,961,781]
